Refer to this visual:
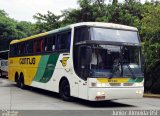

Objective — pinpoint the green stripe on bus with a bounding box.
[33,55,50,81]
[135,77,143,82]
[128,77,143,83]
[39,53,59,83]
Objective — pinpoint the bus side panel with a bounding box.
[22,66,37,85]
[8,58,18,82]
[30,54,79,97]
[8,56,42,85]
[30,54,62,91]
[9,53,79,98]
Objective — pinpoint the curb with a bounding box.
[143,94,160,98]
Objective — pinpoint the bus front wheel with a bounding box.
[59,79,71,101]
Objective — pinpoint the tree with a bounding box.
[112,0,118,5]
[0,10,7,17]
[0,10,35,50]
[141,2,160,93]
[141,2,160,39]
[33,11,61,32]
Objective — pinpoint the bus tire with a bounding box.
[59,79,71,101]
[15,72,19,87]
[0,70,2,77]
[18,73,25,89]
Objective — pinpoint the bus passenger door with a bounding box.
[77,46,92,99]
[78,78,88,99]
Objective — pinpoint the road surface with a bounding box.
[0,78,159,116]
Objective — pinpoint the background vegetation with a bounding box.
[0,0,160,93]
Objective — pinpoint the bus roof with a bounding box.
[70,22,138,31]
[10,22,138,45]
[10,26,70,45]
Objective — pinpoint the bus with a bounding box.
[0,59,8,77]
[0,50,8,78]
[8,22,144,101]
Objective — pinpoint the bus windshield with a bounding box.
[90,27,140,45]
[89,45,143,78]
[75,45,143,79]
[73,26,143,79]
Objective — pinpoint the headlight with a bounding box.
[91,82,106,87]
[97,83,106,87]
[135,82,143,87]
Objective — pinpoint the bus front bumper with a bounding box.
[88,87,144,101]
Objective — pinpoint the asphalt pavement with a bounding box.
[0,78,160,116]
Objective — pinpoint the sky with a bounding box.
[0,0,79,22]
[0,0,153,23]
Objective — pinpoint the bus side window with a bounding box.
[26,41,34,54]
[45,35,56,52]
[10,45,18,57]
[34,39,44,53]
[58,32,71,52]
[40,39,44,52]
[18,43,25,55]
[10,45,13,57]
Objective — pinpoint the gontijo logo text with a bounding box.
[19,58,36,65]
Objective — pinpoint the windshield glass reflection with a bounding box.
[76,45,143,78]
[91,27,140,44]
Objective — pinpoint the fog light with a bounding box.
[97,92,101,96]
[101,91,105,95]
[97,91,105,96]
[139,90,142,94]
[136,90,143,94]
[136,90,139,94]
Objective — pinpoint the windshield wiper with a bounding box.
[109,59,121,79]
[124,62,136,79]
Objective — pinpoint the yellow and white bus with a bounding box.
[8,22,144,101]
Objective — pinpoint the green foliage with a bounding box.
[0,10,7,17]
[33,11,61,32]
[16,21,35,37]
[141,2,160,39]
[0,10,35,50]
